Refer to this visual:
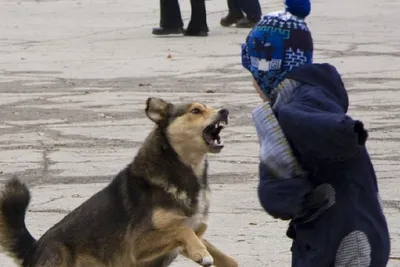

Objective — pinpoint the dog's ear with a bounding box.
[145,98,170,124]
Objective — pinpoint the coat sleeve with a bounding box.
[252,103,313,220]
[252,103,305,179]
[258,163,313,220]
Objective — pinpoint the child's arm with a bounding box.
[252,103,313,220]
[252,103,304,178]
[258,165,312,220]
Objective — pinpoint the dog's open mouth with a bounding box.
[202,117,228,150]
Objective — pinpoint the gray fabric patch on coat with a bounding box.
[335,231,371,267]
[296,183,336,223]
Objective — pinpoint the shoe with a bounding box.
[235,18,260,28]
[183,29,208,37]
[152,27,184,36]
[220,10,244,27]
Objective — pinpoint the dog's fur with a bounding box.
[0,98,237,267]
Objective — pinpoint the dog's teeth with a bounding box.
[214,139,224,146]
[215,124,218,129]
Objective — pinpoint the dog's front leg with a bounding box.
[201,239,238,267]
[135,227,213,267]
[182,238,238,267]
[180,223,238,267]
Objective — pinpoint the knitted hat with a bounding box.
[241,0,313,98]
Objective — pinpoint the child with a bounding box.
[241,0,391,266]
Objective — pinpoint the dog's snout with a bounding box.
[218,108,229,117]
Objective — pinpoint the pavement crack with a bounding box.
[30,196,64,208]
[28,208,70,214]
[382,200,400,212]
[38,140,52,181]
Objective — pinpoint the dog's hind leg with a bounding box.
[30,244,71,267]
[135,227,213,267]
[75,256,108,267]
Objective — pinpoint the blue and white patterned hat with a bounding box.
[241,0,313,98]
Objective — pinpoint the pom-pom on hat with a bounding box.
[241,0,313,98]
[285,0,311,18]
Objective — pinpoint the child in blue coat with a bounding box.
[241,0,391,266]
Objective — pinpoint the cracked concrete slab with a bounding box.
[1,0,400,266]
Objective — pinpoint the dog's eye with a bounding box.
[191,108,201,114]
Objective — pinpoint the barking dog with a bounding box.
[0,98,238,267]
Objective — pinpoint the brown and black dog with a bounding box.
[0,98,238,267]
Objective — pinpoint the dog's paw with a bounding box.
[195,254,214,267]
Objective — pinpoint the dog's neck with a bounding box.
[173,147,207,179]
[142,128,208,179]
[184,153,207,179]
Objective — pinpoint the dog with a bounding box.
[0,97,238,267]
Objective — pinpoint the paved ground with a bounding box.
[1,0,400,266]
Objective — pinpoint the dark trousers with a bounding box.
[227,0,262,20]
[159,0,208,32]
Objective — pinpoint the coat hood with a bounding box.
[276,63,367,168]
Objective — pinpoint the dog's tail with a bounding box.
[0,178,36,264]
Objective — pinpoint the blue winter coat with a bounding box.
[254,63,390,267]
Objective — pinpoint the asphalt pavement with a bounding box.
[0,0,399,266]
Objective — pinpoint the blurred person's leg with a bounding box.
[185,0,209,36]
[152,0,184,35]
[220,0,245,27]
[236,0,262,28]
